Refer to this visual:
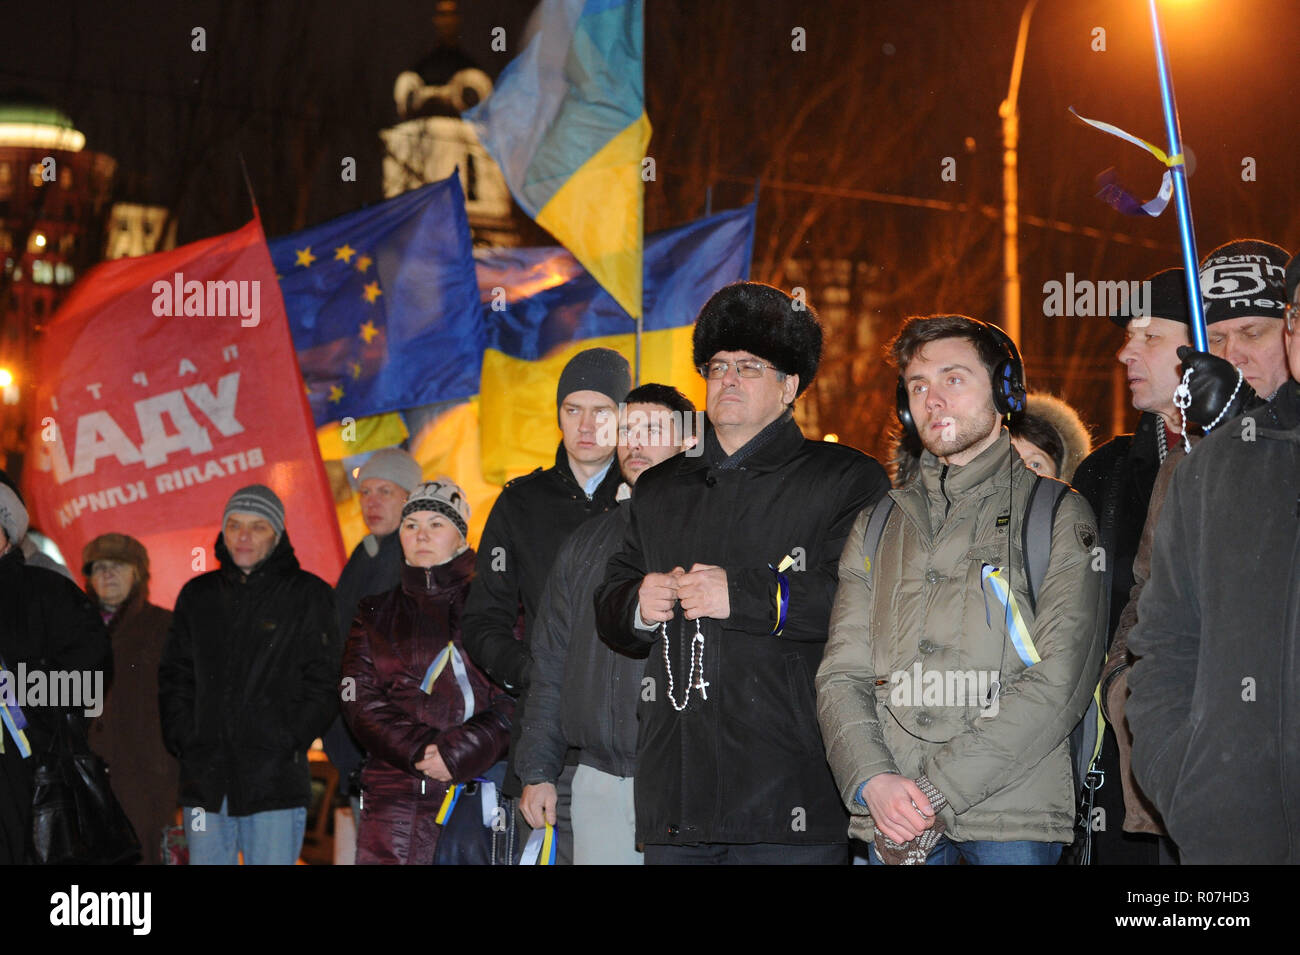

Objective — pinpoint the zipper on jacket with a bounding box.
[939,464,951,518]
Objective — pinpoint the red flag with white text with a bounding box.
[24,215,345,609]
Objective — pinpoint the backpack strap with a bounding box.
[860,496,895,577]
[1021,475,1068,612]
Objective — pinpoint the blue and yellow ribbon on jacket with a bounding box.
[770,554,796,635]
[420,641,476,721]
[0,661,32,758]
[980,564,1040,668]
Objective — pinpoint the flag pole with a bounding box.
[1147,0,1207,351]
[237,151,259,218]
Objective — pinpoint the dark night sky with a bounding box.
[5,0,1297,244]
[4,0,1299,447]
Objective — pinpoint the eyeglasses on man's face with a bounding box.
[698,358,785,380]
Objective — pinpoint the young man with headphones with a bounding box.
[816,314,1106,865]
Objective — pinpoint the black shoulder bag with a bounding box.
[25,583,141,865]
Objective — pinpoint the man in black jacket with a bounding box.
[158,485,341,865]
[595,283,889,864]
[1127,295,1300,863]
[1070,267,1191,864]
[517,383,697,864]
[460,346,629,861]
[0,485,110,864]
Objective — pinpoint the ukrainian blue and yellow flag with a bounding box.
[476,204,756,484]
[467,0,650,319]
[269,174,483,426]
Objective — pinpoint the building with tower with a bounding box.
[380,0,516,248]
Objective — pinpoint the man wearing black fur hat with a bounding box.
[595,282,888,864]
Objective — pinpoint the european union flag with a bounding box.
[269,174,483,425]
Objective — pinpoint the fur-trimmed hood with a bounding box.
[1023,392,1093,482]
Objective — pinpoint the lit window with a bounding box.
[32,259,53,284]
[55,262,74,285]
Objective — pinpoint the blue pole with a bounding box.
[1148,0,1207,351]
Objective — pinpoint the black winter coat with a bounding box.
[1128,380,1300,863]
[516,502,645,785]
[461,442,622,795]
[1072,412,1164,640]
[595,413,889,846]
[158,532,342,816]
[0,547,111,864]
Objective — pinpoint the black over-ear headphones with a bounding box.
[896,319,1026,443]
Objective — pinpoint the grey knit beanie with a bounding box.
[556,347,631,417]
[222,484,285,537]
[357,447,422,493]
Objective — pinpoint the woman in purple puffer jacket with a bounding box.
[342,478,513,864]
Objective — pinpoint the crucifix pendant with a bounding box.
[694,676,710,700]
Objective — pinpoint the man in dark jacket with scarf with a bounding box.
[595,282,889,864]
[517,383,697,864]
[83,533,176,864]
[158,484,341,865]
[1127,286,1300,863]
[0,485,110,864]
[461,347,629,862]
[1070,267,1192,864]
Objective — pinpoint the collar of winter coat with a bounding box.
[399,546,475,599]
[680,409,804,474]
[214,529,300,581]
[917,427,1016,505]
[99,580,149,635]
[0,542,23,579]
[552,441,620,498]
[1232,377,1300,442]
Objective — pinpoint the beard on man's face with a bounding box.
[918,406,1000,459]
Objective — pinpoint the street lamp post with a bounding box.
[999,0,1039,344]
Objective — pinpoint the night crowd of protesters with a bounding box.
[1,235,1297,865]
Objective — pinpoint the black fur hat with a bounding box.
[691,282,822,396]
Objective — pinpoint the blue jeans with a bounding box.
[185,798,307,865]
[867,835,1063,866]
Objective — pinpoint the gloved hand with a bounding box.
[872,775,949,865]
[1176,346,1257,430]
